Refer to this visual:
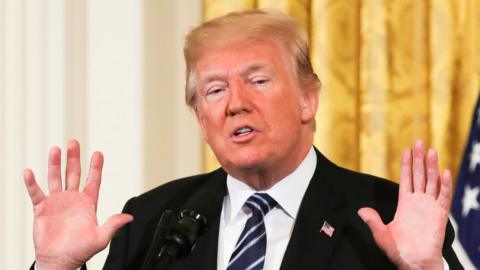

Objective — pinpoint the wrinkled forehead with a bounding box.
[194,38,295,81]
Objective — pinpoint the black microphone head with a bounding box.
[180,209,208,235]
[179,187,225,230]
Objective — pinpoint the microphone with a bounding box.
[140,209,207,270]
[141,184,225,270]
[156,209,208,266]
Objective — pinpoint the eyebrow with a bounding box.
[200,74,227,86]
[199,62,270,86]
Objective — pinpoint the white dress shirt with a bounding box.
[217,147,317,270]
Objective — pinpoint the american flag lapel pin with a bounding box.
[320,220,335,237]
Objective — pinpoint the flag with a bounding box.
[320,220,335,237]
[451,94,480,269]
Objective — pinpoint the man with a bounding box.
[25,10,462,269]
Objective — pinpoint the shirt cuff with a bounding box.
[35,265,82,270]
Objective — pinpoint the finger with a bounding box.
[65,139,81,191]
[412,140,426,193]
[96,214,134,249]
[399,148,413,202]
[358,208,388,247]
[48,147,63,193]
[438,170,453,211]
[83,151,104,209]
[425,149,440,197]
[23,169,46,205]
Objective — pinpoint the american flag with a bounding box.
[320,220,335,237]
[451,94,480,269]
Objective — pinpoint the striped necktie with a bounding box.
[227,193,278,270]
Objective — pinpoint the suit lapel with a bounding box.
[280,149,350,270]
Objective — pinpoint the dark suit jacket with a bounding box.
[101,149,462,269]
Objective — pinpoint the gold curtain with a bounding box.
[202,0,480,183]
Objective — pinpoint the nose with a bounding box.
[226,78,252,116]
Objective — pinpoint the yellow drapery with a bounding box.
[202,0,480,183]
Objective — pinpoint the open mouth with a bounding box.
[233,127,254,137]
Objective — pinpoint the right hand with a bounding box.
[24,140,133,270]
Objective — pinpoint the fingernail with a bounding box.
[49,147,61,156]
[415,140,423,148]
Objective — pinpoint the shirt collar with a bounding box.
[225,147,317,224]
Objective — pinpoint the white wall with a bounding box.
[0,0,203,269]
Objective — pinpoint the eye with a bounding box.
[207,87,225,96]
[254,79,268,85]
[251,76,270,87]
[204,85,227,102]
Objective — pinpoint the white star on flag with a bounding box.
[470,141,480,172]
[320,221,335,237]
[462,184,480,217]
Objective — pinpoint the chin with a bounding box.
[230,159,262,170]
[221,151,267,171]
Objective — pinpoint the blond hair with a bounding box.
[183,10,320,109]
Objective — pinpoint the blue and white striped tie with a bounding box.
[227,193,278,270]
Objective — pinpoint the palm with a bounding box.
[34,192,100,264]
[359,141,452,270]
[24,140,133,270]
[382,193,448,266]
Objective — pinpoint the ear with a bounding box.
[194,106,208,140]
[300,88,318,124]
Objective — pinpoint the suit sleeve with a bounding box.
[443,219,464,270]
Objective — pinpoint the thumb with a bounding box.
[358,207,387,246]
[97,213,134,249]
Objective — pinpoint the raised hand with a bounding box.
[24,140,133,270]
[358,140,452,270]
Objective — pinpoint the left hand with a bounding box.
[358,140,452,270]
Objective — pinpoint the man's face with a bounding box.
[194,39,317,178]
